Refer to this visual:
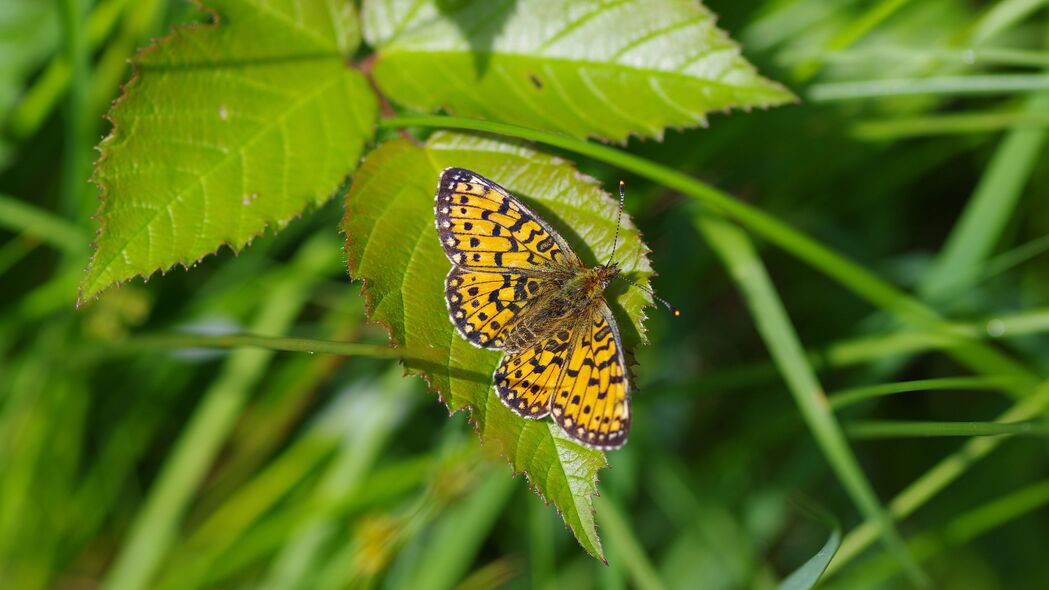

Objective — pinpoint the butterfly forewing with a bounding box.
[436,167,579,271]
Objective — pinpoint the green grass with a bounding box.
[3,1,1049,589]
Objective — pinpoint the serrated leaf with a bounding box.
[362,0,794,142]
[82,0,377,302]
[341,131,654,559]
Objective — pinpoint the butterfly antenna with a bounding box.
[617,274,681,317]
[606,180,626,266]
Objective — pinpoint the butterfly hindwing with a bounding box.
[445,267,545,349]
[550,304,630,450]
[493,327,574,419]
[435,167,578,271]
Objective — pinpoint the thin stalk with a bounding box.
[0,193,88,254]
[595,496,667,590]
[846,420,1049,439]
[90,333,398,360]
[919,92,1049,301]
[792,0,913,81]
[783,46,1049,69]
[829,478,1049,588]
[852,110,1049,140]
[58,0,90,221]
[829,377,1021,409]
[809,74,1049,101]
[827,380,1049,574]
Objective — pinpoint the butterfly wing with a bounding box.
[435,167,579,271]
[445,266,546,349]
[493,327,575,418]
[550,303,631,449]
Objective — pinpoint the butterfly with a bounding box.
[434,167,663,450]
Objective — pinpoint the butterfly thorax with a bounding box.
[564,263,619,300]
[500,263,618,352]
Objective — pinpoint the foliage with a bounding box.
[363,0,794,141]
[81,0,376,301]
[3,0,1049,589]
[342,131,653,558]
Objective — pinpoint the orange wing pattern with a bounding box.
[435,167,577,271]
[434,167,635,450]
[445,267,544,349]
[493,327,574,418]
[550,305,630,449]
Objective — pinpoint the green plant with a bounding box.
[3,0,1049,588]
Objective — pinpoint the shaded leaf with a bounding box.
[82,0,377,302]
[363,0,794,142]
[341,131,655,559]
[777,506,841,590]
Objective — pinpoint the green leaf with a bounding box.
[341,131,655,560]
[81,0,377,302]
[777,508,841,590]
[362,0,794,142]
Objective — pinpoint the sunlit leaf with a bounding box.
[362,0,794,142]
[81,0,377,302]
[341,131,655,559]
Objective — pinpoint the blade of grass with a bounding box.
[595,496,667,590]
[694,212,927,586]
[85,332,399,360]
[260,371,414,590]
[0,235,39,277]
[828,376,1022,409]
[809,74,1049,101]
[846,420,1049,438]
[830,478,1049,588]
[984,307,1049,338]
[783,46,1049,69]
[919,92,1049,301]
[7,0,134,139]
[792,0,913,81]
[385,467,516,590]
[971,0,1049,44]
[100,233,338,590]
[528,495,558,590]
[0,194,87,254]
[852,109,1049,140]
[58,0,90,221]
[776,505,841,590]
[827,379,1049,574]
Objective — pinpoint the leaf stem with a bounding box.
[95,332,398,359]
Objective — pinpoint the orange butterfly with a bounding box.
[435,167,672,449]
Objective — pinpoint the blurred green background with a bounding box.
[3,0,1049,588]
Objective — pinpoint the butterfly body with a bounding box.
[435,168,633,450]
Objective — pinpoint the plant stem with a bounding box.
[846,420,1049,439]
[96,333,398,359]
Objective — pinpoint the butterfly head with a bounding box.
[595,262,621,290]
